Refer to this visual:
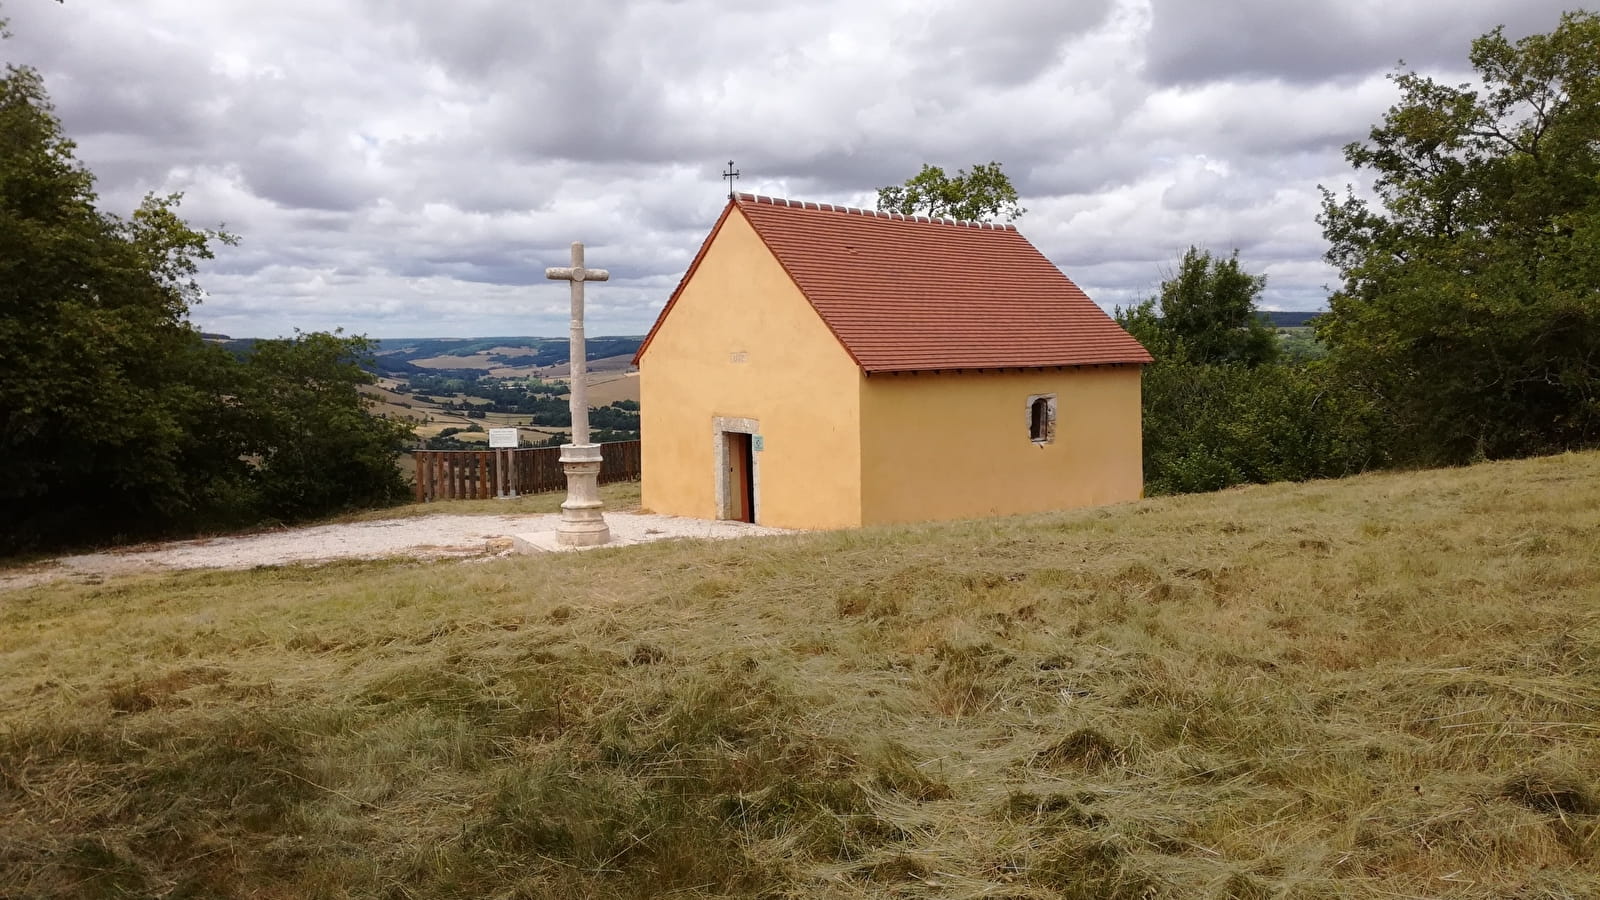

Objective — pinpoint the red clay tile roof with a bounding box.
[635,193,1152,373]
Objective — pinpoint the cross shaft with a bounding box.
[545,242,609,445]
[543,240,611,547]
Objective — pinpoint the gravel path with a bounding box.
[0,512,794,592]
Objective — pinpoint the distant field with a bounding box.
[362,383,481,434]
[4,452,1598,897]
[366,337,644,379]
[538,353,637,377]
[410,353,500,370]
[362,383,425,421]
[584,371,641,406]
[404,352,636,380]
[369,373,631,443]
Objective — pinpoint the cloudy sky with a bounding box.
[4,0,1578,339]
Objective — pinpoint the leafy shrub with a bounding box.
[232,332,415,522]
[1139,356,1387,495]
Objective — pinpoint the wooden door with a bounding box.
[725,432,755,523]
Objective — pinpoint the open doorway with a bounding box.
[721,431,756,522]
[713,416,760,523]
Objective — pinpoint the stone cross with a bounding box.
[545,242,611,547]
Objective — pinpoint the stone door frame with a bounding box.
[713,416,761,523]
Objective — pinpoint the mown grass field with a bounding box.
[2,454,1598,898]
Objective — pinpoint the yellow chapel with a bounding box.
[632,193,1152,530]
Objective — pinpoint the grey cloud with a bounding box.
[291,210,360,232]
[242,154,382,212]
[1144,0,1578,85]
[6,5,206,138]
[913,0,1117,86]
[1162,168,1239,211]
[1026,147,1155,197]
[10,0,1526,341]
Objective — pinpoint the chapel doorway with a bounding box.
[721,432,756,523]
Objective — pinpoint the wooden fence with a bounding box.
[411,440,641,502]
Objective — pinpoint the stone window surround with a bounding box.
[1027,393,1057,444]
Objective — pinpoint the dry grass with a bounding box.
[3,452,1599,898]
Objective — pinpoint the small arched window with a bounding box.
[1027,394,1056,444]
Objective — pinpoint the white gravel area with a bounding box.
[0,512,795,592]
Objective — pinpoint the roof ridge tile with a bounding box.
[735,192,1024,230]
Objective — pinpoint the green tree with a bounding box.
[1318,11,1600,464]
[0,42,415,550]
[1159,247,1278,367]
[0,58,244,547]
[1131,357,1386,495]
[1117,251,1381,495]
[235,332,416,521]
[876,161,1026,223]
[1118,247,1277,367]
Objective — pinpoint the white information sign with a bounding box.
[488,427,519,449]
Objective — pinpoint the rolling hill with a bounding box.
[210,335,645,377]
[369,336,644,377]
[3,453,1598,897]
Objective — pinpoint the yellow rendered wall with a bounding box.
[639,209,864,529]
[859,367,1143,525]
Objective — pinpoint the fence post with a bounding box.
[413,451,425,503]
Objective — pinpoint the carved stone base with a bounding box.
[558,443,610,547]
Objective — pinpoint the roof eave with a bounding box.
[863,358,1153,376]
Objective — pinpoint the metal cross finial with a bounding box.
[723,159,740,199]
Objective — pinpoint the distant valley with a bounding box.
[206,334,644,377]
[201,317,1322,449]
[366,335,645,378]
[204,334,645,448]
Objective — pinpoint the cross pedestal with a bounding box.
[545,241,611,548]
[556,442,609,546]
